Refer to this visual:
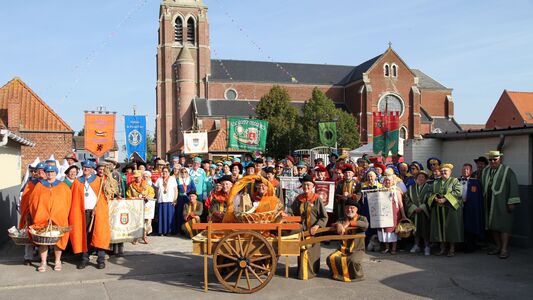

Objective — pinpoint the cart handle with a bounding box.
[300,232,365,246]
[192,222,301,231]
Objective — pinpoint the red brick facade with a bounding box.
[156,1,456,157]
[0,78,73,172]
[486,90,533,129]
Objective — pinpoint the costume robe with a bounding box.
[481,165,521,233]
[69,175,110,253]
[327,215,368,282]
[19,178,38,229]
[208,192,228,222]
[176,177,196,231]
[460,177,484,236]
[334,179,358,221]
[428,177,463,243]
[289,193,328,280]
[405,183,430,239]
[29,180,72,249]
[182,201,203,238]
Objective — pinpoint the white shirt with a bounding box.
[84,180,98,210]
[155,176,177,203]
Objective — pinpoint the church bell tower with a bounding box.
[156,0,211,158]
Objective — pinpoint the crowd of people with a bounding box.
[18,148,520,282]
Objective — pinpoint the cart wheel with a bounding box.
[213,230,277,294]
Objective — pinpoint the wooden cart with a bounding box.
[192,217,365,294]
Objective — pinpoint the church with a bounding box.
[155,0,461,158]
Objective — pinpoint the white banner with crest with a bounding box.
[109,199,144,243]
[365,190,394,228]
[184,131,208,154]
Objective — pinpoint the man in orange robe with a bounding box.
[69,160,110,269]
[19,162,46,265]
[29,164,71,272]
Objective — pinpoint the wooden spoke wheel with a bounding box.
[212,230,277,294]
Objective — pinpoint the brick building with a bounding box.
[0,77,74,171]
[155,0,461,158]
[486,90,533,129]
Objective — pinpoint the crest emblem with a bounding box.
[128,130,142,146]
[120,213,129,225]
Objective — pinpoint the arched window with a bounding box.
[174,17,183,43]
[400,126,408,139]
[187,17,195,45]
[384,64,390,77]
[392,64,398,77]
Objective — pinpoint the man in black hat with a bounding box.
[472,156,488,180]
[254,158,267,177]
[326,199,368,282]
[182,191,203,238]
[208,175,233,222]
[287,174,328,280]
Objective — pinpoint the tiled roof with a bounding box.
[194,99,347,117]
[420,107,433,123]
[460,124,486,131]
[0,77,73,132]
[411,69,449,90]
[432,117,462,133]
[211,59,356,85]
[506,91,533,123]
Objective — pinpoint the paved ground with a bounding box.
[0,236,532,299]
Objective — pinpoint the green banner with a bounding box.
[227,117,269,151]
[318,121,337,147]
[385,129,399,155]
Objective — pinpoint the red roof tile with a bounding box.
[0,77,73,132]
[507,91,533,123]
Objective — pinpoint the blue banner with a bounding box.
[125,115,147,161]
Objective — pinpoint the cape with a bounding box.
[69,175,110,253]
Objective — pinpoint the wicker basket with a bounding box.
[223,175,282,224]
[8,232,32,246]
[395,219,416,238]
[29,224,70,246]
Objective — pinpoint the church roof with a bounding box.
[411,69,449,90]
[432,117,462,133]
[194,98,347,117]
[210,58,448,90]
[506,91,533,123]
[210,59,355,85]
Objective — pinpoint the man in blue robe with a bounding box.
[459,163,484,253]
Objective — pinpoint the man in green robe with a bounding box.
[481,150,521,259]
[428,163,463,257]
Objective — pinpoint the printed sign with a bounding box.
[315,181,335,213]
[366,190,394,228]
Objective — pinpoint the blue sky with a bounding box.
[1,0,532,157]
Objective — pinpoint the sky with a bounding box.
[1,0,533,158]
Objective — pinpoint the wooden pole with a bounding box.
[88,175,106,233]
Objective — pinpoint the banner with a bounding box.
[373,112,385,155]
[279,176,302,212]
[183,131,208,154]
[315,181,335,213]
[125,115,147,161]
[318,121,337,147]
[372,112,399,155]
[227,117,268,151]
[365,190,394,228]
[108,199,144,243]
[84,113,116,157]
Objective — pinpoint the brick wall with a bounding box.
[19,132,73,173]
[485,92,524,129]
[420,89,449,117]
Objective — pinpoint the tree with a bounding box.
[300,88,360,149]
[146,133,156,162]
[256,85,301,158]
[77,127,84,136]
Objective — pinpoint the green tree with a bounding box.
[300,88,360,149]
[256,85,301,158]
[146,133,156,162]
[77,127,84,136]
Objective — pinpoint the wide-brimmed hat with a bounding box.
[231,162,243,174]
[486,150,503,158]
[218,175,233,183]
[299,174,315,185]
[64,153,78,162]
[474,156,489,164]
[104,157,119,166]
[440,163,454,170]
[133,170,143,178]
[345,199,360,209]
[64,164,79,175]
[81,160,97,170]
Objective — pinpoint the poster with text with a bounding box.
[108,199,144,243]
[366,190,394,228]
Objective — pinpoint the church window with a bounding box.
[187,17,196,45]
[392,64,398,77]
[175,17,183,43]
[225,88,238,100]
[400,126,408,139]
[384,64,390,77]
[378,93,405,117]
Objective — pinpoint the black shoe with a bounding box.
[23,259,32,266]
[97,262,106,269]
[77,262,87,269]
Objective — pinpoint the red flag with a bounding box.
[372,112,386,154]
